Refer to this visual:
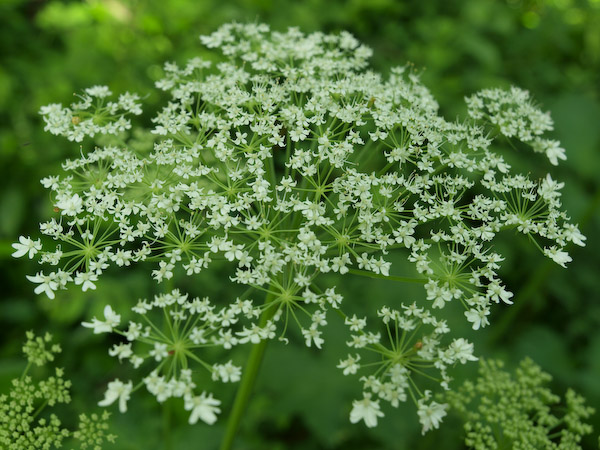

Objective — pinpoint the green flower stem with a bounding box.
[31,399,49,420]
[21,361,31,380]
[219,290,278,450]
[348,268,427,284]
[163,398,173,450]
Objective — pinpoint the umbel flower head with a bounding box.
[90,289,272,425]
[15,22,585,433]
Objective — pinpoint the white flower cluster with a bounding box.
[340,304,476,432]
[40,86,142,142]
[466,86,565,165]
[17,23,585,432]
[90,289,270,424]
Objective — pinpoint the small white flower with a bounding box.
[337,354,361,375]
[74,271,98,291]
[538,174,564,201]
[563,224,586,247]
[487,281,513,305]
[543,246,572,268]
[184,392,221,425]
[149,342,169,361]
[236,325,263,344]
[465,307,490,331]
[189,327,207,344]
[301,326,324,349]
[130,355,144,368]
[26,271,58,299]
[82,304,121,334]
[124,321,143,341]
[417,394,447,434]
[98,379,133,413]
[12,236,42,259]
[544,140,566,166]
[108,342,133,361]
[344,315,367,332]
[132,299,152,315]
[448,338,478,364]
[349,394,384,428]
[212,361,242,383]
[85,85,112,98]
[55,193,83,216]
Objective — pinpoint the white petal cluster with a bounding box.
[340,304,475,430]
[466,86,565,165]
[22,25,581,332]
[92,290,266,425]
[40,88,142,142]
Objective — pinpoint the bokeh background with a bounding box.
[1,0,599,448]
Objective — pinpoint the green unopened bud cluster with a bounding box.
[0,333,116,449]
[445,358,595,449]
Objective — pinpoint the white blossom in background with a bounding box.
[39,87,142,142]
[15,22,585,431]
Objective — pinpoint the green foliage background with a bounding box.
[1,0,599,448]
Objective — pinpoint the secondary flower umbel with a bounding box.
[85,289,271,425]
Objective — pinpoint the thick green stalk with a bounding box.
[219,290,278,450]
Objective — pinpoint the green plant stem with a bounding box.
[219,290,278,450]
[163,398,172,450]
[21,362,31,380]
[31,399,49,420]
